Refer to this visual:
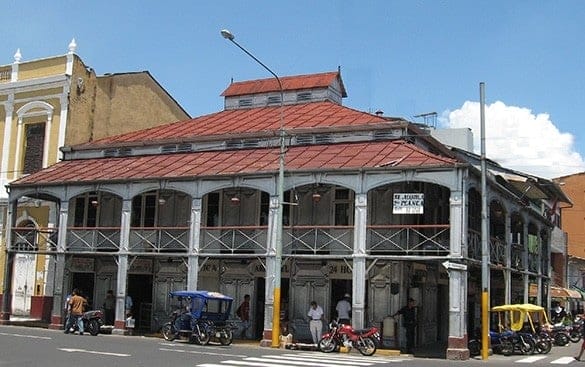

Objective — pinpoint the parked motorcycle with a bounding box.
[538,323,570,346]
[317,320,380,356]
[65,309,104,336]
[569,316,584,343]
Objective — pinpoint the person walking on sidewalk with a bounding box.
[64,288,87,335]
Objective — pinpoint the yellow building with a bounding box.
[0,40,189,319]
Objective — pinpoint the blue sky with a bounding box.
[2,1,584,178]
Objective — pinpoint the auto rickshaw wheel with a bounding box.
[162,324,176,341]
[219,328,233,346]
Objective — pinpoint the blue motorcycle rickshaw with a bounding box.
[161,290,235,345]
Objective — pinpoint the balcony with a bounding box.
[200,226,268,255]
[67,227,121,252]
[284,225,353,255]
[129,227,190,253]
[366,224,450,256]
[11,227,58,252]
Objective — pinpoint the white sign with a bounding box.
[393,193,424,214]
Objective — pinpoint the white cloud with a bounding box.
[440,101,585,179]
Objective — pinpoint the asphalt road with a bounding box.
[0,324,584,367]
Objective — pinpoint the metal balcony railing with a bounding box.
[366,224,450,255]
[67,227,121,252]
[129,227,189,252]
[11,227,58,252]
[283,225,353,255]
[200,226,268,255]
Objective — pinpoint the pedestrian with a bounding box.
[63,293,72,330]
[125,295,133,317]
[64,288,87,335]
[336,293,351,325]
[307,300,324,344]
[102,289,115,325]
[575,314,585,361]
[174,298,192,333]
[392,297,417,354]
[551,302,567,324]
[236,294,251,339]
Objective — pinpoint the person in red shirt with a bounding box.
[236,294,251,339]
[64,288,88,335]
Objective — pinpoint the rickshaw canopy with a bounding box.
[168,290,233,321]
[491,303,550,332]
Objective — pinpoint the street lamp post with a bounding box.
[221,29,285,348]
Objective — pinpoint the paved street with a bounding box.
[1,324,585,367]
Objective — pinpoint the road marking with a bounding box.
[224,358,377,367]
[0,332,51,340]
[251,355,374,365]
[159,347,247,358]
[516,356,547,363]
[551,356,578,364]
[58,348,130,357]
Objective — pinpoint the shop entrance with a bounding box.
[330,279,351,321]
[127,274,153,330]
[71,272,95,308]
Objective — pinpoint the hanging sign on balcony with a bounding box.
[393,193,424,214]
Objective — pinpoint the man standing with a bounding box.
[236,294,251,339]
[392,297,417,354]
[103,290,115,325]
[307,300,324,345]
[64,288,87,335]
[336,293,351,325]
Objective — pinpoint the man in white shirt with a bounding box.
[336,293,351,325]
[307,301,324,344]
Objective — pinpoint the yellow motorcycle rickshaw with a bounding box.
[484,304,553,355]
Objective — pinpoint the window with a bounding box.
[206,192,220,227]
[131,193,157,227]
[73,192,98,227]
[238,98,252,107]
[23,123,45,174]
[267,95,281,104]
[334,188,353,225]
[297,92,312,101]
[260,192,270,226]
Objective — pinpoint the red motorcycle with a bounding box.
[318,320,380,356]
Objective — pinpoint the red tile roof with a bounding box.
[221,71,347,97]
[12,141,458,186]
[73,101,391,149]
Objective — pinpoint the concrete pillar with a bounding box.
[352,193,367,329]
[445,264,470,360]
[187,197,202,290]
[48,201,68,329]
[113,199,131,334]
[261,194,278,345]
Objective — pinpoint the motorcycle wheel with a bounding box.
[570,331,581,343]
[219,329,233,346]
[554,333,569,346]
[520,337,535,355]
[87,319,100,336]
[500,340,513,356]
[317,336,338,353]
[468,340,481,357]
[536,339,552,354]
[356,337,377,356]
[162,323,176,341]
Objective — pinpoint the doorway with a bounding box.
[330,279,351,321]
[127,274,153,330]
[71,272,95,308]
